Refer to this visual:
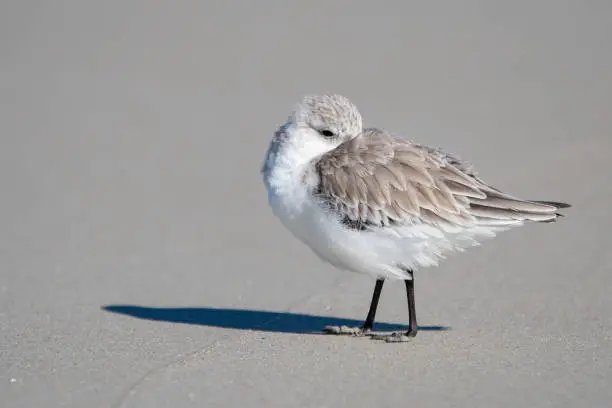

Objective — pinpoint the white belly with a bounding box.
[266,185,415,280]
[266,182,509,281]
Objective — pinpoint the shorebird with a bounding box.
[261,94,570,342]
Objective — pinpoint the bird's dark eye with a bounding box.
[319,129,335,137]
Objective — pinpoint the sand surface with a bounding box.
[2,1,612,407]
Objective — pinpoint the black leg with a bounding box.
[404,273,418,337]
[323,278,385,336]
[363,279,384,331]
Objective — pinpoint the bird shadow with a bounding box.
[102,305,451,334]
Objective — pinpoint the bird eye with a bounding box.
[319,129,335,137]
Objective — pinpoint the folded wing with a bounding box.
[314,128,570,230]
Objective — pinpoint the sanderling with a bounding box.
[261,94,570,342]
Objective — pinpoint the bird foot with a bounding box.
[323,325,370,336]
[368,330,418,343]
[323,326,418,342]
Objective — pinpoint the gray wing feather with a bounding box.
[315,128,569,229]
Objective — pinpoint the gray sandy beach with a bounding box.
[2,1,611,407]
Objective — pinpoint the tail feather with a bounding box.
[470,196,559,214]
[468,193,571,225]
[530,200,572,209]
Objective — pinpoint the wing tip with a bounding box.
[530,200,572,209]
[530,200,571,222]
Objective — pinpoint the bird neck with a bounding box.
[262,124,325,197]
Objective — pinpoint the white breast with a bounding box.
[262,128,362,273]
